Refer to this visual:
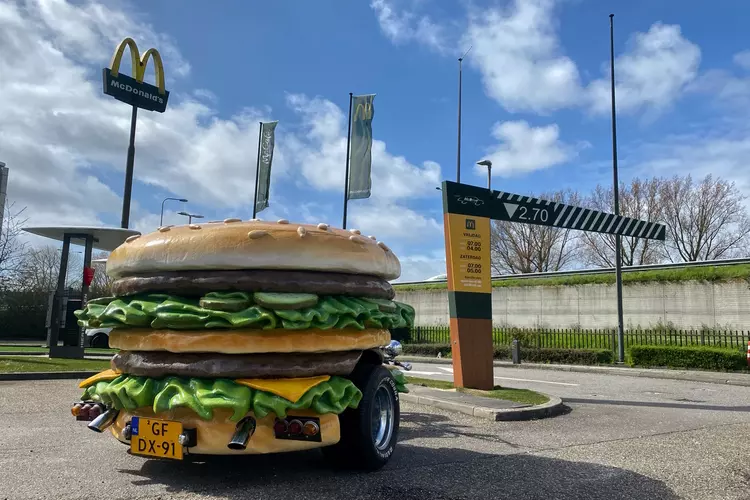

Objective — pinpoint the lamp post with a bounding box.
[609,13,626,363]
[477,160,492,190]
[178,211,204,224]
[456,46,472,184]
[160,197,188,226]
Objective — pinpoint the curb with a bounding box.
[400,390,565,421]
[0,371,97,381]
[399,356,750,387]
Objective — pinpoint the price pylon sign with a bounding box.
[441,181,666,390]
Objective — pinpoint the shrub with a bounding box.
[627,345,747,371]
[402,343,613,365]
[403,343,451,357]
[499,347,614,365]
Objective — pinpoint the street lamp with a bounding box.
[477,160,492,190]
[178,211,204,224]
[160,197,188,226]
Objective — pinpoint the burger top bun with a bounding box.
[107,219,402,281]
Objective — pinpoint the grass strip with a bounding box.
[0,346,115,354]
[394,264,750,291]
[405,376,549,405]
[0,356,111,373]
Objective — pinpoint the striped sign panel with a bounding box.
[494,191,667,241]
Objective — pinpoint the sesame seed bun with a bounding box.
[106,219,401,280]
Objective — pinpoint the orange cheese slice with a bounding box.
[79,368,121,389]
[235,375,331,402]
[109,328,390,354]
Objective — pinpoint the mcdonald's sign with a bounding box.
[102,37,170,113]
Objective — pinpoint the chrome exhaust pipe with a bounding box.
[88,408,120,433]
[227,416,256,450]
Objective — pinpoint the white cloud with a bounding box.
[588,23,701,116]
[2,0,446,262]
[480,121,581,176]
[393,251,446,282]
[631,124,750,199]
[733,50,750,71]
[349,203,442,243]
[687,50,750,109]
[375,0,703,118]
[462,0,582,113]
[0,0,288,229]
[370,0,448,53]
[283,92,444,246]
[284,93,442,201]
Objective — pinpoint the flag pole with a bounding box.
[609,13,625,363]
[252,121,262,219]
[342,92,353,229]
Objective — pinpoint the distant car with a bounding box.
[85,328,112,348]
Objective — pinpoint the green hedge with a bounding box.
[403,343,451,357]
[627,345,747,371]
[515,347,613,365]
[402,343,614,365]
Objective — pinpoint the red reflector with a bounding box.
[273,419,287,435]
[88,404,102,420]
[79,404,92,419]
[288,419,302,435]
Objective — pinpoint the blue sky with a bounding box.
[3,0,750,281]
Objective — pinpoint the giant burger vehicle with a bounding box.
[72,218,415,470]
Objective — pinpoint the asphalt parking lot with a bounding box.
[2,377,750,500]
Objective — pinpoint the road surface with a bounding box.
[1,373,750,499]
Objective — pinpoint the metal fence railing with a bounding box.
[405,326,750,352]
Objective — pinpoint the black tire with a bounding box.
[322,363,400,471]
[91,333,109,348]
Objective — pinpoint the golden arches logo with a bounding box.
[353,101,373,121]
[109,37,166,95]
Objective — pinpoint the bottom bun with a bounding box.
[109,407,340,455]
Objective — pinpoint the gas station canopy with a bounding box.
[22,226,140,252]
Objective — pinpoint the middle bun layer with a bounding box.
[109,328,391,354]
[112,350,364,379]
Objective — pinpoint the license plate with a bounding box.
[130,417,183,460]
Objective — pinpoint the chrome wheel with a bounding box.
[371,384,395,450]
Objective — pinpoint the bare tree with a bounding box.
[660,174,750,261]
[0,202,29,291]
[490,189,582,274]
[15,246,83,293]
[580,177,665,267]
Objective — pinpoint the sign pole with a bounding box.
[252,121,262,219]
[342,92,353,229]
[120,105,138,229]
[609,14,626,363]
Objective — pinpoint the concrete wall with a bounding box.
[394,280,750,330]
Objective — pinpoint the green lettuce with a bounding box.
[82,375,363,421]
[75,292,415,331]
